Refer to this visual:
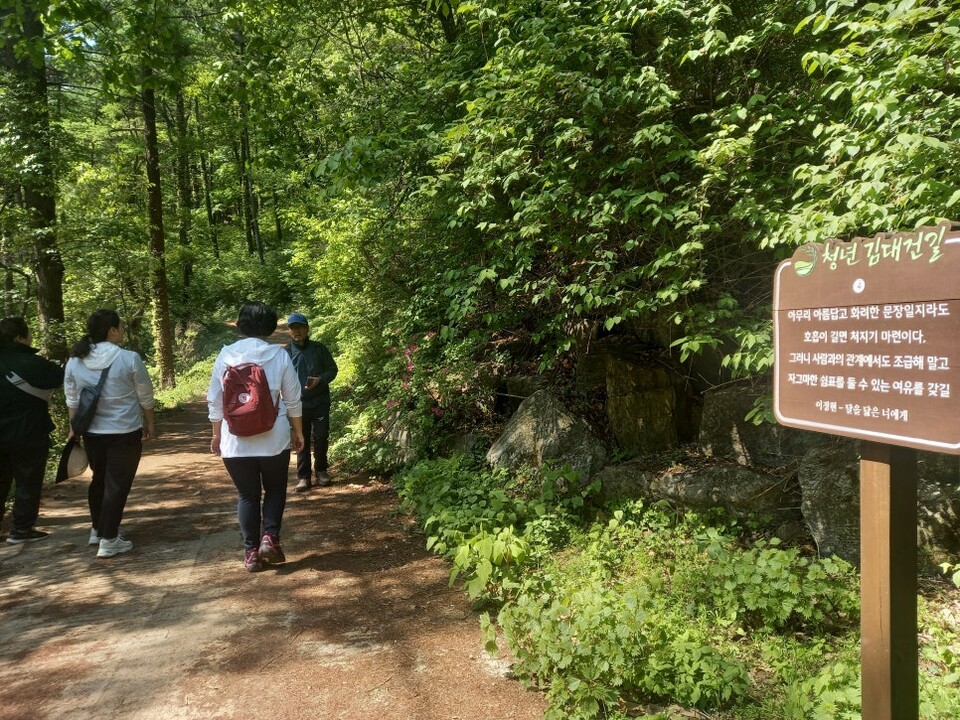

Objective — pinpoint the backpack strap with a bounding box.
[96,364,112,388]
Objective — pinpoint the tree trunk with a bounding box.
[435,1,459,44]
[1,2,67,360]
[236,142,253,255]
[174,88,193,312]
[272,191,283,246]
[141,76,176,388]
[239,116,262,263]
[193,99,219,259]
[233,25,262,264]
[252,190,263,262]
[1,237,12,315]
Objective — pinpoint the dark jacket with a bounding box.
[285,338,337,412]
[0,340,64,443]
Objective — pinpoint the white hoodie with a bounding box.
[64,342,155,434]
[207,337,303,458]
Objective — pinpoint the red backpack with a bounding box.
[222,362,278,437]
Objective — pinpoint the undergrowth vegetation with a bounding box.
[395,455,960,719]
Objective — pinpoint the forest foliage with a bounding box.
[3,1,960,716]
[3,0,957,409]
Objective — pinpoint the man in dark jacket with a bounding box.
[0,316,64,543]
[285,312,338,492]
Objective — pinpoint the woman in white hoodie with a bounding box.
[64,309,155,559]
[207,301,304,572]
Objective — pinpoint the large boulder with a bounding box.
[593,461,655,504]
[797,443,960,569]
[486,390,607,481]
[500,374,552,415]
[578,341,701,455]
[650,463,798,521]
[383,411,416,465]
[917,452,960,568]
[797,443,861,564]
[698,379,830,468]
[594,458,800,524]
[605,357,679,455]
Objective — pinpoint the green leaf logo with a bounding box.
[793,245,818,277]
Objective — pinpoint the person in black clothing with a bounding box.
[0,316,64,543]
[285,312,338,492]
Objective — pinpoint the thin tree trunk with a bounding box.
[230,139,253,254]
[252,191,263,262]
[233,25,261,264]
[193,99,219,259]
[142,75,176,388]
[272,191,283,246]
[174,88,193,312]
[239,118,261,263]
[436,1,459,43]
[1,2,67,360]
[1,243,12,316]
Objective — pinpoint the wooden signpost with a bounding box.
[773,221,960,720]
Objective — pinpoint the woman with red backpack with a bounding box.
[207,301,304,572]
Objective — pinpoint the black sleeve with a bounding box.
[24,355,64,390]
[317,344,338,386]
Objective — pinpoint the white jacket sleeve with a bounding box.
[207,355,225,422]
[132,353,156,409]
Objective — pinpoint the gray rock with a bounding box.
[593,461,654,503]
[797,443,861,564]
[917,453,960,568]
[486,390,607,481]
[797,443,960,569]
[605,357,678,454]
[594,458,800,523]
[698,379,830,468]
[650,463,797,520]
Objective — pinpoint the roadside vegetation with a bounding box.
[393,454,960,720]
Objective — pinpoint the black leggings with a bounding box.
[85,430,143,540]
[222,451,290,550]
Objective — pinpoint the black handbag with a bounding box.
[70,365,111,436]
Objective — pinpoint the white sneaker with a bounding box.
[90,527,123,546]
[97,535,133,558]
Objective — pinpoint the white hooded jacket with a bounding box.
[64,342,155,434]
[207,337,303,458]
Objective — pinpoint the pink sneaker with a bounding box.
[244,548,262,572]
[258,533,286,564]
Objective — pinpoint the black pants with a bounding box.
[84,430,143,540]
[296,403,330,479]
[0,438,50,533]
[223,451,290,551]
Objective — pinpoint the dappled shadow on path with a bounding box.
[0,401,545,720]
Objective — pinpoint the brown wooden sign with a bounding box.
[774,221,960,454]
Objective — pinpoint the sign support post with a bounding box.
[860,442,918,720]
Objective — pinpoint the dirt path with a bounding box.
[0,401,548,720]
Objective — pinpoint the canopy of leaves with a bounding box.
[1,0,956,424]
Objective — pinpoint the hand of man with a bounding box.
[305,376,321,391]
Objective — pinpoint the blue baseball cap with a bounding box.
[287,312,309,326]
